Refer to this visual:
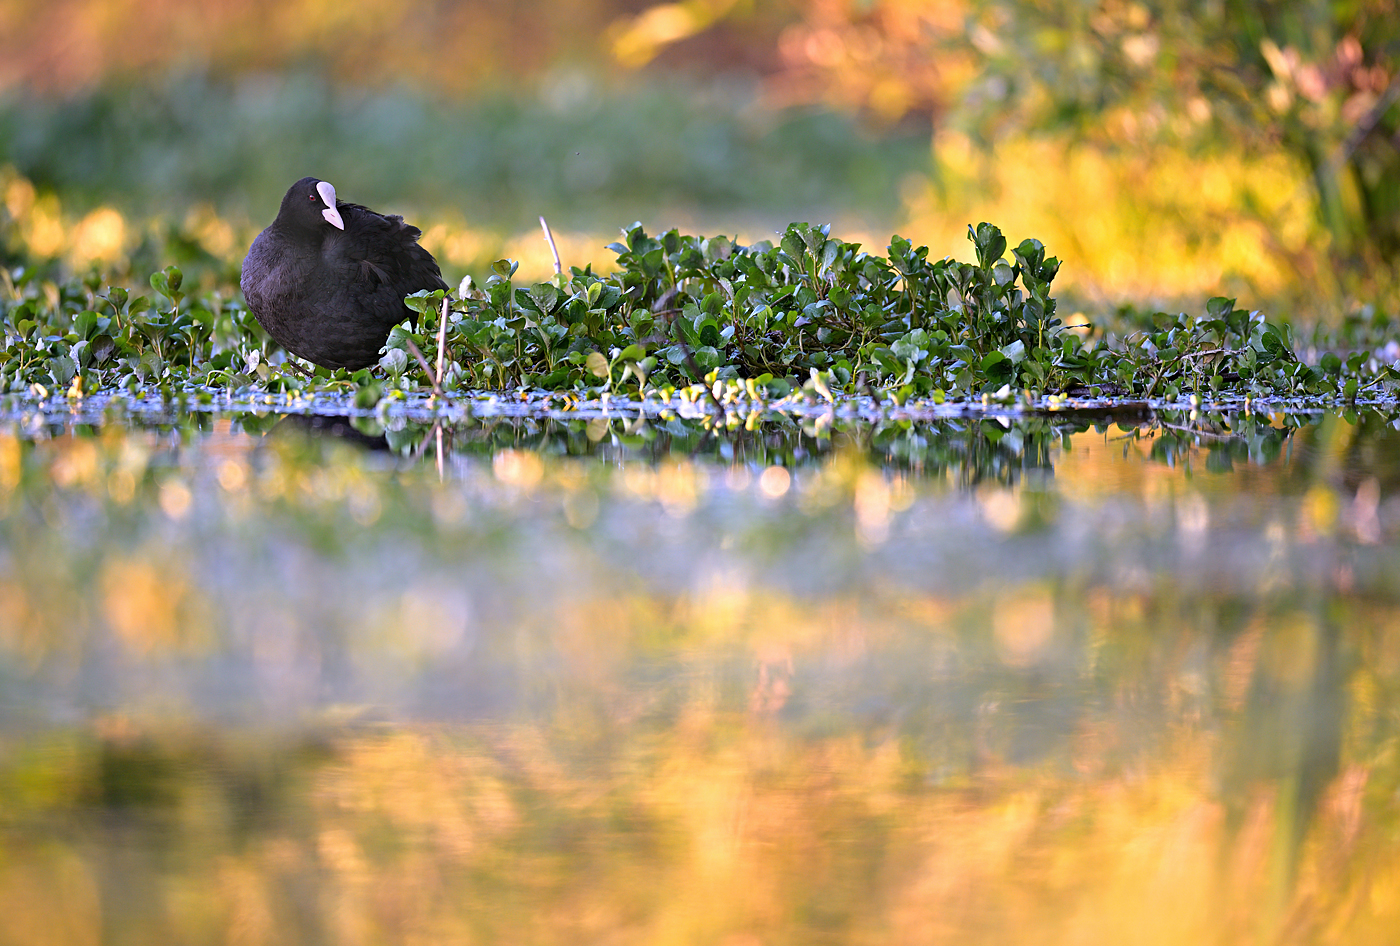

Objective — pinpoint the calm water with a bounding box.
[1,400,1398,945]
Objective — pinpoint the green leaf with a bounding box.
[781,228,806,261]
[980,350,1007,371]
[379,348,408,375]
[970,223,1007,270]
[88,334,116,365]
[1206,297,1236,320]
[692,346,721,369]
[529,283,560,314]
[72,310,99,339]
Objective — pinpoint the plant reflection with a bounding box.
[0,407,1397,943]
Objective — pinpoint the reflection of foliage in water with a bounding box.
[237,402,1309,488]
[0,408,1396,943]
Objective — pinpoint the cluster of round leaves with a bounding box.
[387,222,1398,404]
[396,221,1065,402]
[1097,297,1397,403]
[1,222,1397,405]
[0,264,262,400]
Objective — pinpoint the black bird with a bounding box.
[240,177,448,370]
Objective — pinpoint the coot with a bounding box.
[240,177,449,370]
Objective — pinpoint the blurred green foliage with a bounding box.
[0,72,928,229]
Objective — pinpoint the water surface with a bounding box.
[1,402,1397,945]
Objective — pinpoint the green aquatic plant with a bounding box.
[1,220,1397,406]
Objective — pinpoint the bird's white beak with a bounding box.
[316,180,345,230]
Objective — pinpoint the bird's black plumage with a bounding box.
[240,177,448,370]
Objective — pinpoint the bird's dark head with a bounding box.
[278,177,346,232]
